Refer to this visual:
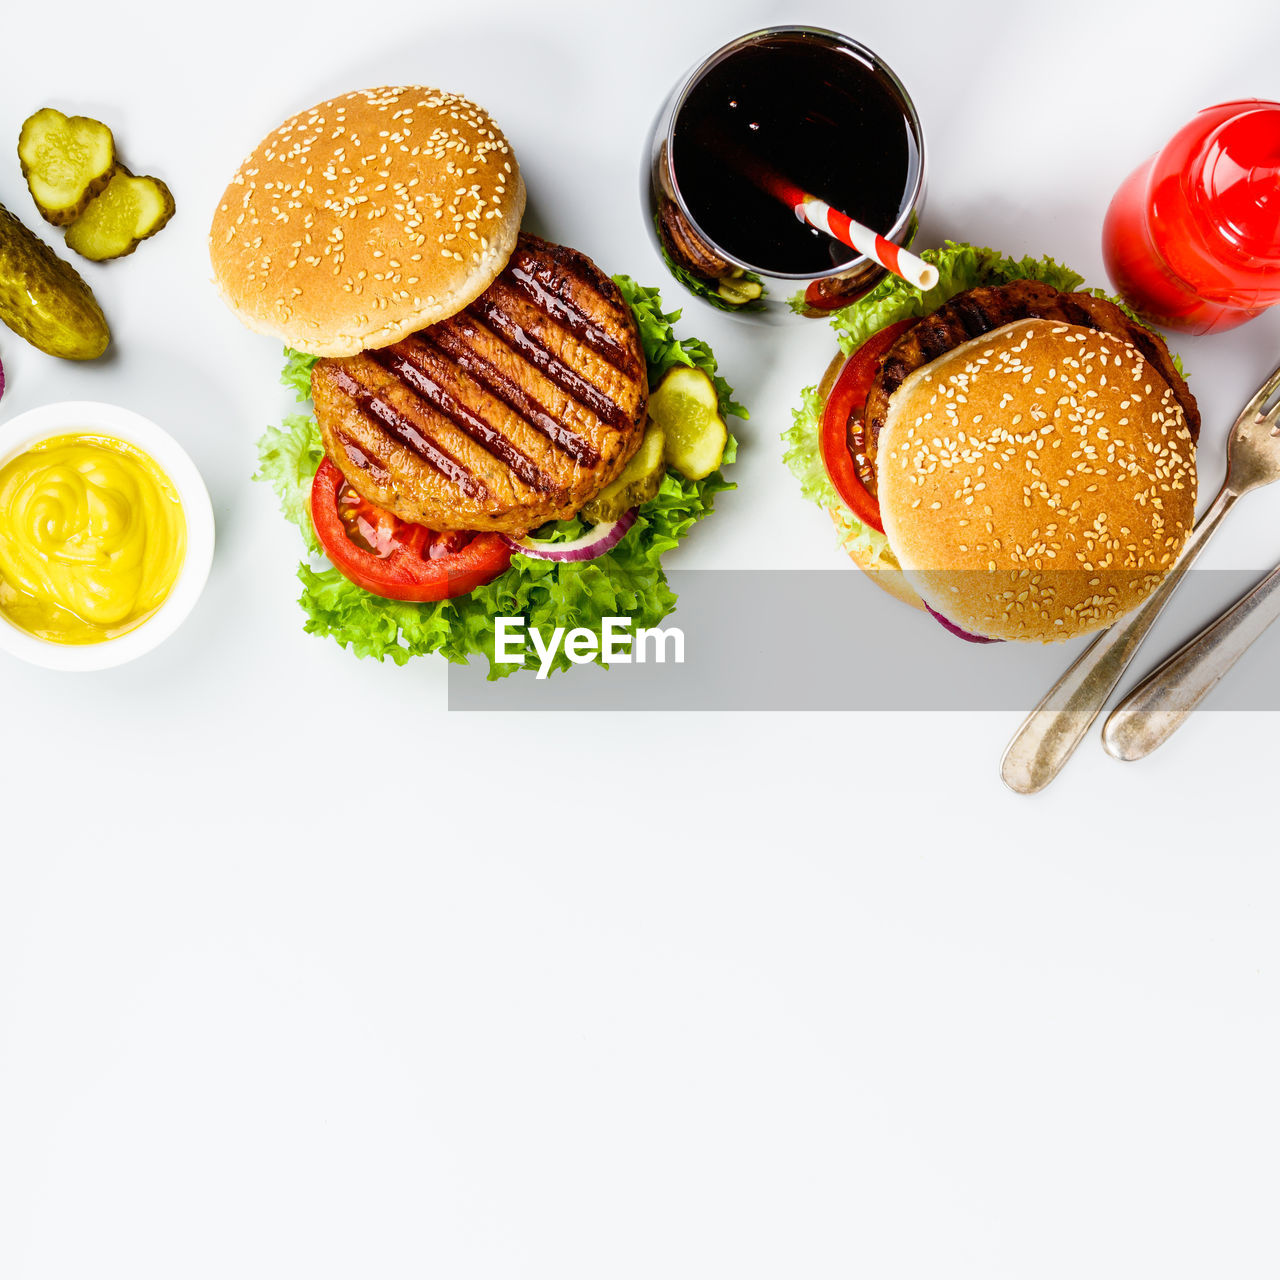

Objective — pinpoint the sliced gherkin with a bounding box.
[18,107,117,226]
[581,420,667,524]
[716,276,763,305]
[649,366,728,481]
[0,202,110,360]
[65,169,175,262]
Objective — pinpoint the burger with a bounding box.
[786,243,1199,642]
[209,86,739,674]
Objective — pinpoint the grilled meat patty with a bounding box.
[855,282,1200,496]
[312,234,649,534]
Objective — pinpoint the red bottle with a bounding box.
[1103,100,1280,334]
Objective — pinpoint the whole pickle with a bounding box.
[0,202,110,360]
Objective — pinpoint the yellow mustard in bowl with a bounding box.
[0,433,186,645]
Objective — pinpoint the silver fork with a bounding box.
[1000,358,1280,795]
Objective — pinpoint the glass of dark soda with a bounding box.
[644,26,927,321]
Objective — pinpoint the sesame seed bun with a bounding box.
[876,319,1197,642]
[209,86,526,357]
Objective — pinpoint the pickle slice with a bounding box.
[648,366,728,481]
[0,202,110,359]
[582,419,666,524]
[65,170,175,261]
[18,108,117,227]
[717,277,763,305]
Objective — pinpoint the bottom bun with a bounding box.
[827,505,925,611]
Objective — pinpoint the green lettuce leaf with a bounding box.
[253,413,324,555]
[782,240,1089,569]
[280,347,320,402]
[827,241,1084,355]
[614,275,748,422]
[254,277,744,678]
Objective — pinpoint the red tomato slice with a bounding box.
[310,458,512,602]
[819,317,919,535]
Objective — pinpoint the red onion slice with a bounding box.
[924,602,1003,645]
[501,508,638,563]
[0,354,5,404]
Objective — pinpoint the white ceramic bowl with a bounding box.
[0,401,215,671]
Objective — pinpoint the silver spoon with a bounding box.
[1000,358,1280,795]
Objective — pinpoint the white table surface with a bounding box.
[3,0,1279,1275]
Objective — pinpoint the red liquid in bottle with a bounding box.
[1103,100,1280,334]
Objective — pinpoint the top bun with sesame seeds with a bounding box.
[209,85,526,357]
[875,318,1197,642]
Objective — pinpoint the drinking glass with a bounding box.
[643,26,927,322]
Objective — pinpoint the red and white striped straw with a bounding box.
[796,194,938,291]
[708,132,939,294]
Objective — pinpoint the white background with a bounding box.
[2,0,1279,1275]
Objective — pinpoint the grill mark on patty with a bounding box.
[915,315,957,362]
[335,430,391,484]
[430,317,602,467]
[503,244,639,376]
[328,364,487,500]
[370,342,560,495]
[953,290,1001,338]
[467,294,631,429]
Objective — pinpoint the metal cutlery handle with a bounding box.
[1000,489,1237,794]
[1103,563,1280,760]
